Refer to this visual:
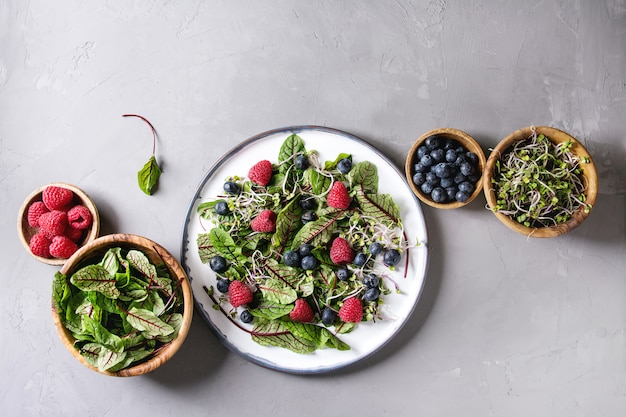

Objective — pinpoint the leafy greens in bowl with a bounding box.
[52,234,193,376]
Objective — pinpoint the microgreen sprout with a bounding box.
[490,127,591,228]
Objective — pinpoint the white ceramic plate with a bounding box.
[181,126,429,374]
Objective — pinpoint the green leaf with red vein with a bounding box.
[125,307,175,337]
[354,185,401,226]
[258,278,298,304]
[70,264,121,299]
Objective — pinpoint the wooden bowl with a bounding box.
[483,126,598,238]
[405,128,486,209]
[52,233,194,376]
[17,182,100,265]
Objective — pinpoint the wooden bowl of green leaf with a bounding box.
[52,234,193,376]
[483,126,598,238]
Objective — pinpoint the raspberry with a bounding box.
[42,186,74,211]
[329,237,354,264]
[67,205,92,229]
[338,297,363,323]
[65,226,84,242]
[289,298,315,322]
[29,233,51,258]
[27,201,49,228]
[38,210,68,238]
[250,209,276,233]
[327,181,351,209]
[248,160,273,186]
[228,280,253,308]
[49,235,79,259]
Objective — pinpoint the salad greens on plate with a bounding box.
[195,133,413,354]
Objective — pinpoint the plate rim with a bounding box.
[180,125,430,374]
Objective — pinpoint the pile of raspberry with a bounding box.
[27,185,93,259]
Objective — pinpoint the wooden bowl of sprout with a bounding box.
[483,126,598,238]
[52,234,193,376]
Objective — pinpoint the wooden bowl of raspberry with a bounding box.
[17,183,100,265]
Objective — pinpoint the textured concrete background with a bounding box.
[1,1,625,416]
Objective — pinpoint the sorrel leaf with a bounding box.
[349,161,378,194]
[271,198,303,251]
[249,301,293,320]
[125,307,175,337]
[70,264,121,299]
[278,134,305,166]
[138,155,161,195]
[258,278,298,305]
[81,343,127,372]
[250,320,317,354]
[354,185,400,226]
[197,232,219,263]
[127,249,157,282]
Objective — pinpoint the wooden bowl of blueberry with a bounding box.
[405,128,486,209]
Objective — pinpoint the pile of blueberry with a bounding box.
[411,135,481,204]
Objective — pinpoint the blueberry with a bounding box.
[460,161,475,176]
[413,162,427,173]
[300,196,317,210]
[368,242,383,256]
[210,255,228,273]
[353,252,368,267]
[223,181,240,195]
[363,273,380,288]
[431,187,447,203]
[336,267,351,281]
[301,255,318,270]
[445,186,458,201]
[468,173,481,184]
[444,139,458,150]
[458,181,475,194]
[216,278,230,293]
[412,172,426,186]
[455,190,470,202]
[299,243,314,257]
[445,149,458,163]
[430,148,445,162]
[337,158,352,174]
[420,181,435,195]
[454,155,466,166]
[321,307,336,326]
[294,155,310,170]
[283,250,301,267]
[383,249,401,266]
[424,135,441,150]
[440,177,454,188]
[214,200,230,215]
[465,151,478,164]
[416,145,429,159]
[454,172,467,184]
[434,162,454,178]
[425,172,440,186]
[363,287,380,301]
[420,154,434,168]
[301,211,317,224]
[240,310,253,323]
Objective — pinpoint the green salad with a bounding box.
[196,134,411,354]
